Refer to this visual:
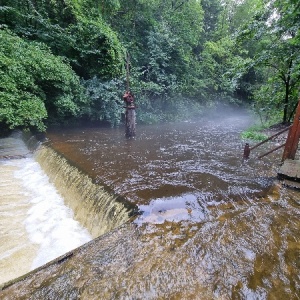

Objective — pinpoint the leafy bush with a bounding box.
[82,77,124,127]
[241,130,268,141]
[0,29,84,131]
[241,124,268,141]
[1,1,124,80]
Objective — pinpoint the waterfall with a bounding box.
[34,145,135,238]
[0,131,136,285]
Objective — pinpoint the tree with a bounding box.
[238,0,300,124]
[0,0,124,79]
[82,77,124,127]
[0,29,83,131]
[189,0,255,104]
[4,0,290,129]
[109,0,206,119]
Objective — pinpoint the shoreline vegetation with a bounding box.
[0,1,299,133]
[241,121,291,142]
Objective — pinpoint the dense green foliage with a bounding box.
[241,124,268,141]
[237,0,300,124]
[0,29,83,131]
[82,77,124,127]
[0,0,299,131]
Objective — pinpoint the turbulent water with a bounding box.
[0,134,92,285]
[46,109,277,218]
[1,109,300,299]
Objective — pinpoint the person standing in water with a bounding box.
[123,90,136,137]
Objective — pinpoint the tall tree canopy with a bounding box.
[0,0,299,131]
[0,29,83,131]
[237,0,300,123]
[1,0,124,79]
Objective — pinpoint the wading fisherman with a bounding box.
[123,90,135,108]
[123,90,136,137]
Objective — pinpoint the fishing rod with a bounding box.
[124,51,136,138]
[126,51,130,91]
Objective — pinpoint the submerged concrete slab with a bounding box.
[278,159,300,180]
[0,223,140,299]
[1,192,300,299]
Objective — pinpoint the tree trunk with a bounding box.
[283,81,289,123]
[282,59,293,124]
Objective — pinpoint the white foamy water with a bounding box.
[135,193,208,225]
[13,158,93,269]
[0,156,92,283]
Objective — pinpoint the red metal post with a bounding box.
[243,143,250,160]
[282,99,300,161]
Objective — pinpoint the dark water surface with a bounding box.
[2,109,300,299]
[47,109,276,224]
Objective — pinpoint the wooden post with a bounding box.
[243,143,250,160]
[282,99,300,161]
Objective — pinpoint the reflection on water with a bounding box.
[1,109,299,299]
[46,110,277,222]
[135,193,208,224]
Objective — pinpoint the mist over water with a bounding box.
[46,108,277,224]
[1,108,299,299]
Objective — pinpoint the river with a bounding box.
[0,132,92,285]
[46,108,276,215]
[1,108,299,299]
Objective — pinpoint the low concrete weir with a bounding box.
[0,132,136,287]
[34,145,136,238]
[1,111,300,299]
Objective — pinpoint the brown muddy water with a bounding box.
[1,109,300,299]
[46,110,276,213]
[0,132,92,285]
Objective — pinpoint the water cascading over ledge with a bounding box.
[33,143,136,238]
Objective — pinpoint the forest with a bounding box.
[0,0,299,132]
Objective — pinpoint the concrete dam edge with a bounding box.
[0,222,139,298]
[34,144,138,238]
[0,131,139,293]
